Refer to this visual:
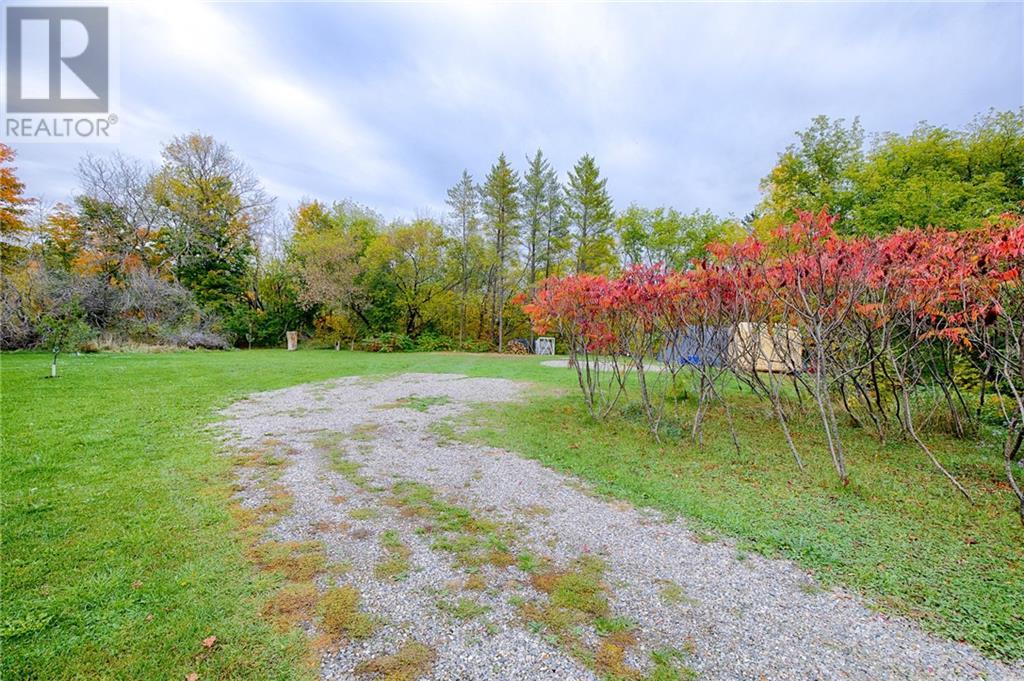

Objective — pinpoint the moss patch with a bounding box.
[249,540,327,583]
[320,586,376,640]
[658,580,699,607]
[531,555,608,618]
[354,640,435,681]
[262,582,318,632]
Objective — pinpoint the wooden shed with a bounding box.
[727,322,803,373]
[659,323,803,373]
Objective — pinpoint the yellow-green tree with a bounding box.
[363,219,455,337]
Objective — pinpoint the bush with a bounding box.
[0,276,38,349]
[163,329,231,350]
[456,338,493,353]
[412,331,455,352]
[360,332,414,353]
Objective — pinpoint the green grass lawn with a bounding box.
[2,349,1022,678]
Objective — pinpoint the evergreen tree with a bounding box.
[522,150,562,288]
[565,154,615,273]
[445,170,479,344]
[479,153,521,350]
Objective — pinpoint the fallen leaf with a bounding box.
[202,635,217,649]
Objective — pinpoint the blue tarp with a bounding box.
[657,326,732,367]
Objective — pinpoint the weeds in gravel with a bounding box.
[263,484,296,519]
[387,480,519,570]
[331,455,372,489]
[595,616,636,635]
[522,556,608,644]
[436,596,490,620]
[377,395,452,412]
[521,554,686,679]
[595,632,639,679]
[375,555,411,581]
[354,641,436,681]
[375,530,413,581]
[228,449,333,674]
[657,580,699,607]
[231,448,287,468]
[486,548,516,567]
[320,586,376,640]
[348,423,380,441]
[596,635,697,681]
[349,508,380,520]
[429,419,460,445]
[516,551,543,572]
[648,647,698,681]
[311,431,346,449]
[798,582,825,596]
[262,583,318,632]
[313,429,379,490]
[249,540,327,582]
[463,574,487,591]
[521,504,553,517]
[379,529,403,550]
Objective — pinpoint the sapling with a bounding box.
[37,302,93,378]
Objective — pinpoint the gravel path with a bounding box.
[219,373,1021,680]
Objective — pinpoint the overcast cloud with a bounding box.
[10,1,1023,222]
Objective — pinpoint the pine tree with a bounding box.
[445,170,479,345]
[480,154,521,351]
[522,150,560,289]
[565,154,615,274]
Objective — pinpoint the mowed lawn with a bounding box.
[2,350,1021,679]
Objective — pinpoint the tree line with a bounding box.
[1,108,1021,355]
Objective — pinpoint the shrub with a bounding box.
[360,332,414,353]
[412,331,455,352]
[163,329,231,350]
[456,338,493,353]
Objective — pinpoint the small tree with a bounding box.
[37,301,93,378]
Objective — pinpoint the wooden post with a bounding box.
[286,331,298,351]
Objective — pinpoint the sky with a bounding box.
[8,1,1024,224]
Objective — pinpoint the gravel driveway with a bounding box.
[219,373,1020,680]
